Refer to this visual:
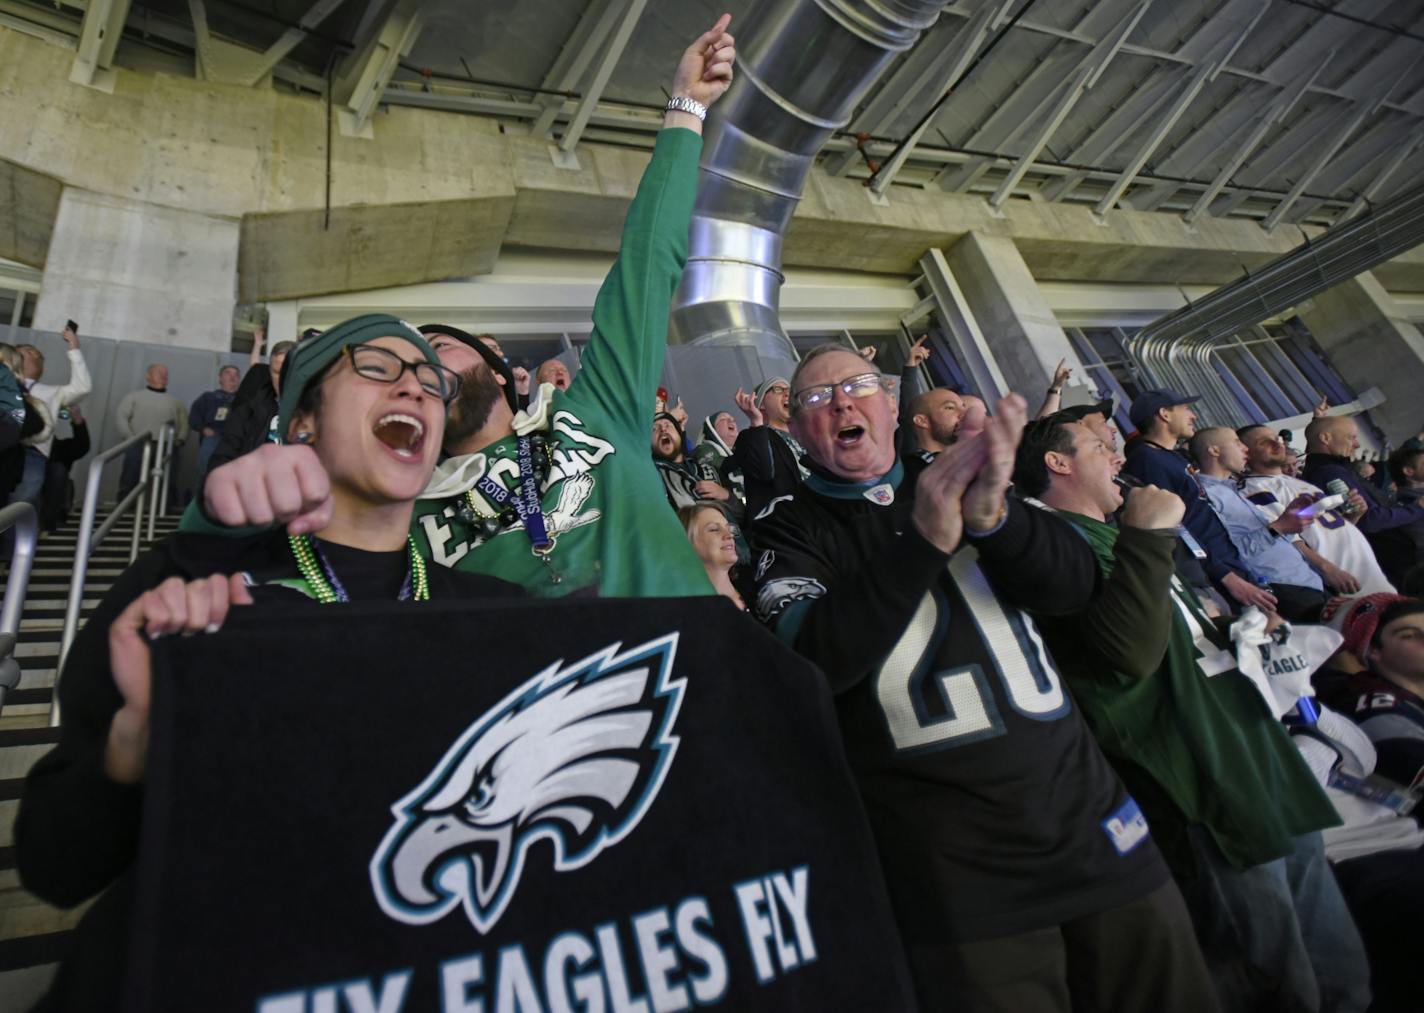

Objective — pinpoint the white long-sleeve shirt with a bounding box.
[24,348,91,458]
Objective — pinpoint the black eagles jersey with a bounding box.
[749,466,1167,944]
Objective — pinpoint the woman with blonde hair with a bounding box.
[677,501,745,610]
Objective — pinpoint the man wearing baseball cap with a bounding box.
[1053,397,1120,451]
[1122,389,1279,614]
[728,375,810,521]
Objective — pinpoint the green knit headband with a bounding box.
[276,314,438,442]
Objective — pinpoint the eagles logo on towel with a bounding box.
[370,635,685,934]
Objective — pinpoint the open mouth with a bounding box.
[836,425,866,447]
[373,413,426,459]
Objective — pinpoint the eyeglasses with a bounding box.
[792,372,891,411]
[343,344,462,403]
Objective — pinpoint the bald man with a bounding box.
[1303,415,1424,585]
[1191,426,1328,621]
[535,358,572,391]
[906,387,964,456]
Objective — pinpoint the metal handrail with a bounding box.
[53,423,175,725]
[0,502,38,716]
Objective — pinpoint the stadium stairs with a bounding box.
[0,510,179,1009]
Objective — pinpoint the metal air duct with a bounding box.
[1129,181,1424,425]
[668,0,945,373]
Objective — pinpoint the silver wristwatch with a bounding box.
[665,95,708,122]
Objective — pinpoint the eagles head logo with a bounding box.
[370,634,685,934]
[754,576,827,625]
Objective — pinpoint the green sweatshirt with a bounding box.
[183,127,712,599]
[1033,513,1338,872]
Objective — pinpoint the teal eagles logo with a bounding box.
[370,635,685,934]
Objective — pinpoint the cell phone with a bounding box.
[66,319,78,333]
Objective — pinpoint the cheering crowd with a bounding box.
[13,14,1424,1013]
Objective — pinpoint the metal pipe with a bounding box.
[55,431,155,722]
[668,0,945,377]
[0,502,38,716]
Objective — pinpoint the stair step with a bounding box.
[0,746,53,782]
[3,688,52,706]
[22,606,102,620]
[0,886,95,943]
[0,715,48,733]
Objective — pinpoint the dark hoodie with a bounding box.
[653,411,721,509]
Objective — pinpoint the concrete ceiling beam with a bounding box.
[332,0,424,137]
[69,0,130,90]
[556,0,650,154]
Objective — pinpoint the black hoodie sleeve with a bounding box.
[967,497,1102,616]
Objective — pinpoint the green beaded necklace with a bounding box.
[288,533,430,603]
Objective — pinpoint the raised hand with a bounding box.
[906,335,930,368]
[858,345,878,362]
[62,323,79,349]
[671,15,735,110]
[512,365,531,397]
[911,396,1004,554]
[734,387,764,427]
[1313,396,1330,418]
[1121,484,1186,530]
[106,573,253,783]
[670,396,689,429]
[1051,359,1072,388]
[962,394,1028,532]
[203,443,334,535]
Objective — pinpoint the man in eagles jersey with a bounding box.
[748,344,1216,1012]
[183,19,738,599]
[1017,414,1370,1013]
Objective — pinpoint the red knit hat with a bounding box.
[1340,594,1416,661]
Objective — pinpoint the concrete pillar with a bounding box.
[1296,271,1424,443]
[33,188,239,351]
[944,232,1085,401]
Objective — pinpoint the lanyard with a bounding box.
[474,436,560,581]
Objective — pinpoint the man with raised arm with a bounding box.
[186,19,737,598]
[748,345,1216,1012]
[1015,414,1369,1013]
[729,375,807,521]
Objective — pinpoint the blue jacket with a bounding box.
[1301,454,1424,535]
[1122,441,1252,585]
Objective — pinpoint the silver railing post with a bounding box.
[0,502,38,716]
[158,423,175,519]
[130,441,152,563]
[54,431,164,725]
[147,425,168,544]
